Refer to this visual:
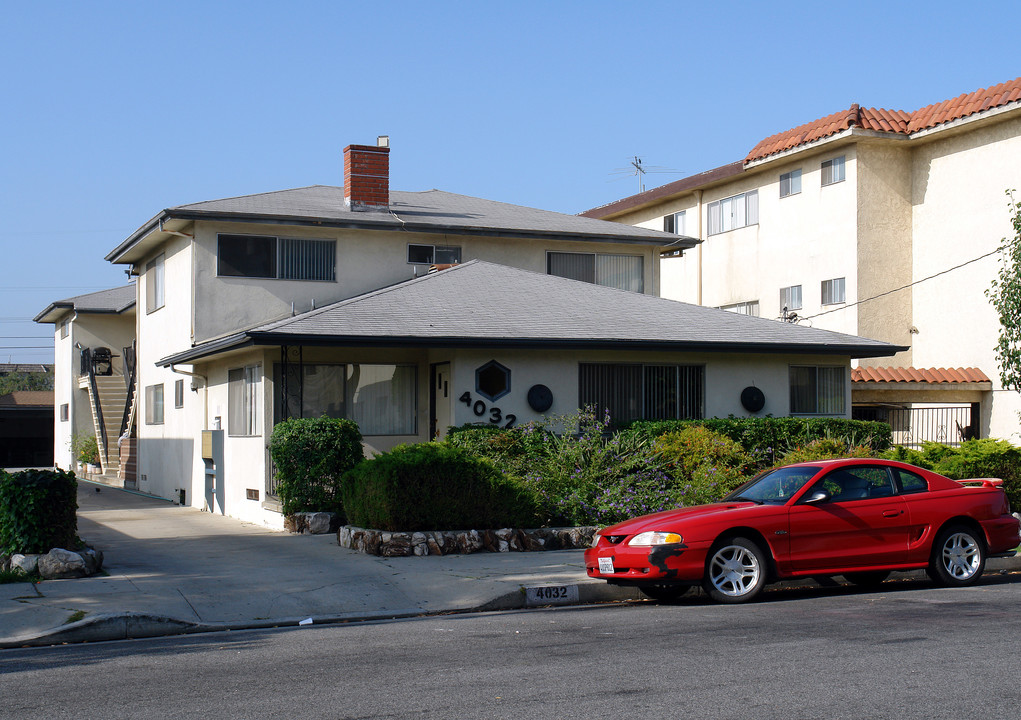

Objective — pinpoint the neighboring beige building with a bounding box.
[40,139,900,528]
[582,77,1021,444]
[34,287,136,478]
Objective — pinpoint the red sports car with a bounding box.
[584,458,1020,603]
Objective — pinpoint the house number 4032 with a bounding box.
[459,392,516,428]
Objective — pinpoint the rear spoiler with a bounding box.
[958,478,1004,488]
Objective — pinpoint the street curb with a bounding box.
[4,559,1018,649]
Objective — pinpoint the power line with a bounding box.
[800,245,1005,322]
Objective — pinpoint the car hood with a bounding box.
[599,502,763,536]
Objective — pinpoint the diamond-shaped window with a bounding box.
[476,360,511,402]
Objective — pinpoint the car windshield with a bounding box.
[725,466,822,504]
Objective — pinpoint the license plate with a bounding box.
[598,557,614,574]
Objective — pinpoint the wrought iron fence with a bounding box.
[852,405,977,448]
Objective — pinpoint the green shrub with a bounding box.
[885,439,1021,510]
[341,443,539,531]
[776,438,877,466]
[626,417,892,466]
[0,469,79,554]
[653,426,754,505]
[70,434,100,466]
[269,417,364,517]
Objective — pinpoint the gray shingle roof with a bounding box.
[34,284,136,323]
[159,261,902,365]
[108,186,695,263]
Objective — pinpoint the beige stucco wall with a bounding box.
[909,115,1021,440]
[645,148,861,339]
[51,309,136,470]
[190,221,661,343]
[855,142,914,366]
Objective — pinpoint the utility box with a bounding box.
[201,429,224,510]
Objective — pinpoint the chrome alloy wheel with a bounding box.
[940,532,981,581]
[708,543,762,598]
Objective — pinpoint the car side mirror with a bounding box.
[804,489,832,504]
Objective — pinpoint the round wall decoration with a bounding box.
[741,386,765,413]
[527,384,554,413]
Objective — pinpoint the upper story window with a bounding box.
[707,190,758,235]
[718,300,760,317]
[408,244,461,265]
[821,277,846,305]
[174,379,185,409]
[663,211,685,234]
[547,251,644,293]
[145,254,165,313]
[821,156,846,186]
[218,234,335,281]
[59,318,69,339]
[780,169,802,198]
[780,285,802,311]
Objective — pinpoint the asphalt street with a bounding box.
[3,573,1021,720]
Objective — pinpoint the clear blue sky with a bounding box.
[2,0,1018,363]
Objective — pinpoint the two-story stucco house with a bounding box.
[42,139,899,527]
[582,77,1021,445]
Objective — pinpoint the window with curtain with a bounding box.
[145,254,165,313]
[707,190,758,235]
[218,234,335,281]
[144,384,164,425]
[821,277,846,305]
[228,365,260,436]
[780,285,802,311]
[579,363,703,425]
[547,252,644,293]
[273,363,417,435]
[821,156,846,186]
[780,169,802,197]
[790,366,845,415]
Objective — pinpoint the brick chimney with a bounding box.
[343,136,390,210]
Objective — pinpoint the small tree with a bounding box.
[269,417,364,517]
[987,190,1021,400]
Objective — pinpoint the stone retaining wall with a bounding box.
[338,525,597,557]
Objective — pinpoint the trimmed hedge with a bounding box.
[0,469,78,554]
[341,443,539,531]
[269,417,364,517]
[623,417,892,465]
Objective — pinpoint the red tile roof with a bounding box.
[851,367,991,384]
[746,77,1021,162]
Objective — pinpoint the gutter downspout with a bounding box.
[694,189,703,305]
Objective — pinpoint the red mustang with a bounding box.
[584,458,1020,603]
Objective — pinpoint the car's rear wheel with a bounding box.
[638,584,691,602]
[843,570,890,587]
[702,537,767,603]
[928,525,986,587]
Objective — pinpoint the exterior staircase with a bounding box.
[81,373,136,483]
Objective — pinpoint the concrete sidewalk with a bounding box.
[1,481,637,647]
[3,481,1019,648]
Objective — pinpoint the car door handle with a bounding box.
[883,509,903,518]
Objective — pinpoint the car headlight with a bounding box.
[628,531,683,546]
[590,532,602,548]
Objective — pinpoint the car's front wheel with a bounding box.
[927,524,986,587]
[702,537,767,603]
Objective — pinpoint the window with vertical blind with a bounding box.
[218,234,335,281]
[663,211,685,234]
[821,277,846,305]
[273,363,417,436]
[145,384,164,425]
[547,252,644,293]
[821,156,846,186]
[579,363,704,425]
[707,190,758,235]
[145,254,165,313]
[780,285,802,311]
[780,169,802,197]
[228,365,261,436]
[790,366,845,415]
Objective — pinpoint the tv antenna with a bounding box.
[609,156,683,193]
